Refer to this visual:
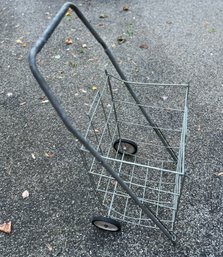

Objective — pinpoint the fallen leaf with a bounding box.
[97,23,105,27]
[22,190,29,199]
[65,38,73,45]
[68,61,76,68]
[41,100,49,104]
[17,54,24,60]
[139,44,149,49]
[91,85,97,91]
[87,58,98,62]
[94,129,100,134]
[0,221,12,234]
[16,39,23,44]
[117,36,126,44]
[46,243,53,251]
[215,172,223,176]
[123,4,129,11]
[45,152,55,158]
[16,39,27,47]
[80,89,87,93]
[99,13,108,19]
[31,153,36,160]
[111,179,117,185]
[66,8,72,16]
[39,96,45,100]
[19,102,26,106]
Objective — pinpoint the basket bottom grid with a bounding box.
[87,154,182,231]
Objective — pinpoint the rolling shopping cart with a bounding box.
[29,3,189,244]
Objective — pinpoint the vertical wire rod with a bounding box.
[106,72,122,142]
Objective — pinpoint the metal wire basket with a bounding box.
[29,2,189,244]
[81,72,188,232]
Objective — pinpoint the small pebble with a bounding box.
[22,190,29,199]
[161,95,168,101]
[6,92,13,97]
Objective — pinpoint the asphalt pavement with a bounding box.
[0,0,222,256]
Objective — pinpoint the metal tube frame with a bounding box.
[28,2,177,244]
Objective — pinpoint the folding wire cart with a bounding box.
[29,3,189,244]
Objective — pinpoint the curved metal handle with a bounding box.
[28,2,122,134]
[28,2,117,155]
[29,2,177,162]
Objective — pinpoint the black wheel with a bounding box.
[113,139,138,155]
[92,216,121,232]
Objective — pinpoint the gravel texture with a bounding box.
[0,0,222,256]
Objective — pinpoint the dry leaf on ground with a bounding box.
[16,39,23,44]
[91,85,97,91]
[66,8,72,16]
[117,36,126,44]
[94,129,100,134]
[40,99,49,104]
[99,13,108,18]
[16,39,27,47]
[46,243,53,251]
[80,89,87,93]
[0,221,12,234]
[139,44,149,49]
[31,153,36,160]
[123,4,129,11]
[65,38,73,45]
[45,152,55,158]
[215,172,223,176]
[97,23,105,27]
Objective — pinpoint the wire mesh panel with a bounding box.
[81,73,188,231]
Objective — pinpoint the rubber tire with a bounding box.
[113,139,138,155]
[92,216,121,232]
